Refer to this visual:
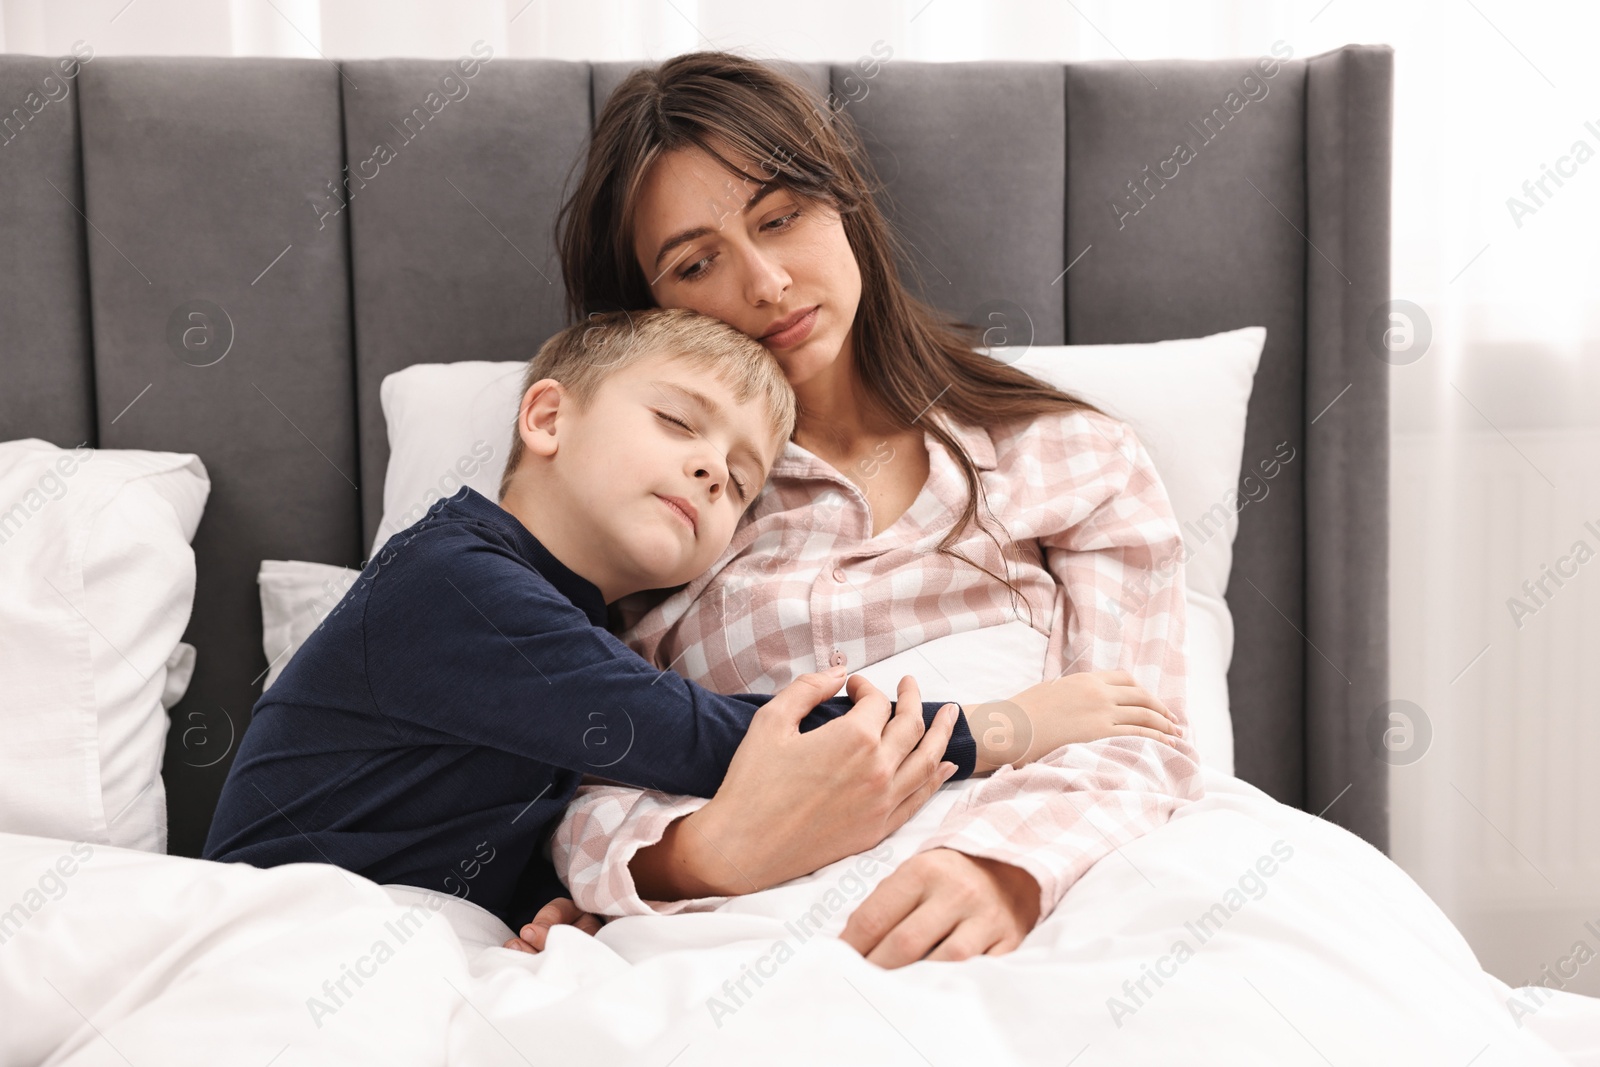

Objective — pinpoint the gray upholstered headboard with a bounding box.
[0,46,1392,860]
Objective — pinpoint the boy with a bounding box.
[203,307,978,931]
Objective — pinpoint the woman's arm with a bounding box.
[893,413,1205,923]
[552,784,720,915]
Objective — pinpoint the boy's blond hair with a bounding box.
[499,307,796,499]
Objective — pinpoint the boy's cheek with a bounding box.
[703,520,735,556]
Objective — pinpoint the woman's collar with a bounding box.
[925,409,998,472]
[770,408,997,478]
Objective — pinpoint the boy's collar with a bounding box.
[452,488,609,627]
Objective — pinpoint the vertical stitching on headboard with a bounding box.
[1062,62,1071,346]
[73,56,100,448]
[1299,51,1313,812]
[335,58,366,566]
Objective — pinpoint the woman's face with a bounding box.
[630,142,862,390]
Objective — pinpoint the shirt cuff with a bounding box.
[919,700,976,779]
[913,824,1063,923]
[558,788,731,917]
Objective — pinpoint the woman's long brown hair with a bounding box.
[555,51,1105,609]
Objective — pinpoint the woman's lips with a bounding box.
[761,306,818,350]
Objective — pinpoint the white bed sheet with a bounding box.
[4,759,1597,1066]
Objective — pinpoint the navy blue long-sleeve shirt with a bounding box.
[203,487,977,929]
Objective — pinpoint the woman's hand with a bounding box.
[839,848,1040,968]
[968,668,1183,773]
[632,669,960,901]
[502,897,604,954]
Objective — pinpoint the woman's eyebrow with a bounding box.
[652,182,785,270]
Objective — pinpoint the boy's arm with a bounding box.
[363,537,977,799]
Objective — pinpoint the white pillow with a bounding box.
[1182,590,1235,773]
[257,559,363,691]
[0,439,209,853]
[371,361,517,558]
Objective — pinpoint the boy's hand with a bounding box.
[637,668,958,900]
[969,669,1183,773]
[502,897,604,954]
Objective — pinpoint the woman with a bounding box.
[507,51,1204,968]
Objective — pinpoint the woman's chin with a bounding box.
[770,341,841,390]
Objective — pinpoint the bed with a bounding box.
[3,44,1597,1065]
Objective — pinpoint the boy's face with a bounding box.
[543,350,782,594]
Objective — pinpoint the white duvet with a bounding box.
[6,624,1597,1064]
[3,760,1597,1066]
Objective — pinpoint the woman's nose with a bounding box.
[743,248,790,306]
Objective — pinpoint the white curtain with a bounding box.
[6,0,1597,996]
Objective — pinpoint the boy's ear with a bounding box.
[518,379,566,458]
